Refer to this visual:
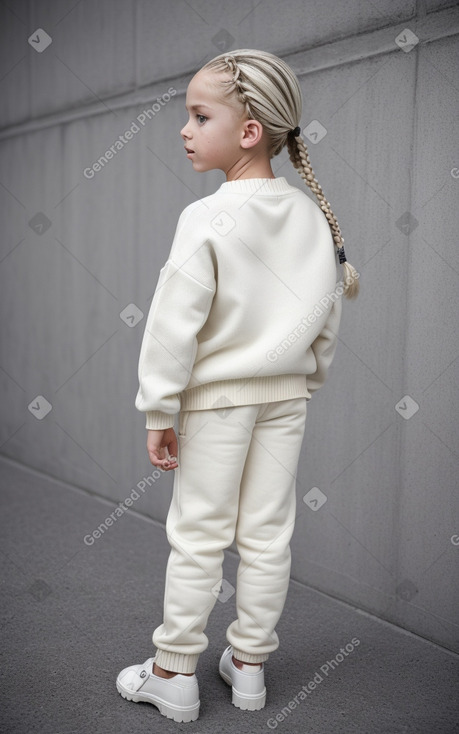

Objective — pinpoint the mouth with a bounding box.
[184,146,195,154]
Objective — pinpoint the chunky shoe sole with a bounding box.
[116,658,199,723]
[116,678,200,722]
[219,646,266,711]
[219,668,267,710]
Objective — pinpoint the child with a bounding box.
[116,48,359,723]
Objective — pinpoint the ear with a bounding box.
[240,119,264,150]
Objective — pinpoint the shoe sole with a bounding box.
[116,679,200,723]
[219,666,267,711]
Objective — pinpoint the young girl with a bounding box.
[116,48,359,723]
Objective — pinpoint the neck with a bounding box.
[225,154,275,182]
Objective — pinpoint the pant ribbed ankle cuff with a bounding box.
[231,647,270,664]
[154,649,199,674]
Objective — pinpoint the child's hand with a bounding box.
[147,428,178,471]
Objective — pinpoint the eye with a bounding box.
[196,114,207,124]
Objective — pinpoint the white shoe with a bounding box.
[219,645,266,710]
[116,657,200,723]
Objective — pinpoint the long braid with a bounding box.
[287,131,359,298]
[202,49,360,299]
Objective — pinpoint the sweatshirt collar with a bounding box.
[218,176,294,195]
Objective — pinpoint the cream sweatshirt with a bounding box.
[135,176,343,430]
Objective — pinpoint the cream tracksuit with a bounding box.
[135,176,343,673]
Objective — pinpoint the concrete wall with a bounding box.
[1,1,458,653]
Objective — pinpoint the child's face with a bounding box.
[181,70,256,175]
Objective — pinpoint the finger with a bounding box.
[168,434,178,458]
[163,455,179,469]
[148,452,178,470]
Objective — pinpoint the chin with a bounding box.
[191,160,209,170]
[191,158,221,173]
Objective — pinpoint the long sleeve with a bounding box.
[134,178,346,426]
[135,208,216,430]
[306,295,343,397]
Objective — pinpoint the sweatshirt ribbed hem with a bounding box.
[154,649,200,675]
[180,374,310,412]
[143,375,310,429]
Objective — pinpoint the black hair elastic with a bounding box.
[337,245,347,264]
[290,126,301,137]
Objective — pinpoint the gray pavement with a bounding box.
[1,454,458,734]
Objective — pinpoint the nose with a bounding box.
[180,120,190,140]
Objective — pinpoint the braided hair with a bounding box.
[200,49,360,299]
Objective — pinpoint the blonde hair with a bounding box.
[200,49,360,299]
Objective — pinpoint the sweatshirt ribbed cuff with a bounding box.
[145,411,175,430]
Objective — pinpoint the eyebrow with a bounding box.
[185,104,212,111]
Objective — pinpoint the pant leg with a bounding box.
[226,397,308,664]
[153,403,259,674]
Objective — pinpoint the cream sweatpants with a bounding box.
[153,396,308,674]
